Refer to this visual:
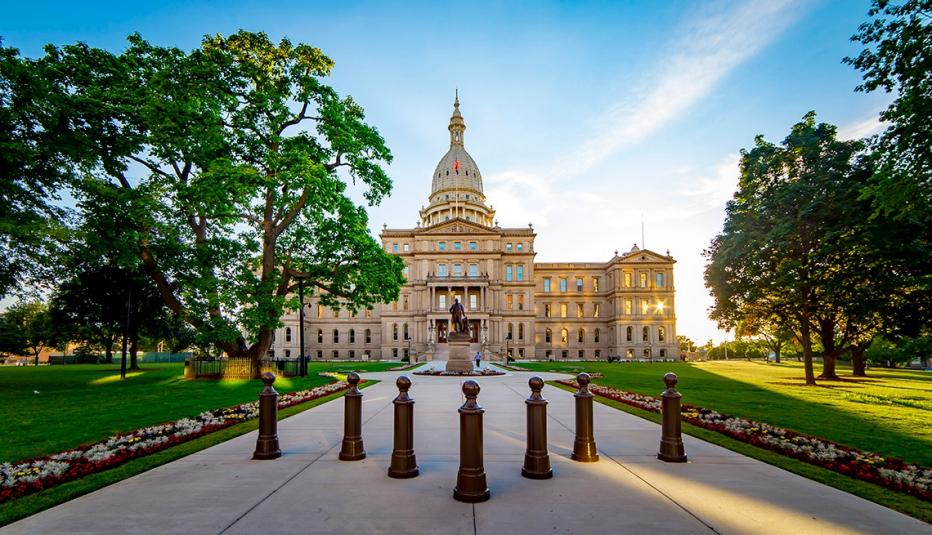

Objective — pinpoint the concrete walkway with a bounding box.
[4,367,929,534]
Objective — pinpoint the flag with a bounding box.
[454,159,460,172]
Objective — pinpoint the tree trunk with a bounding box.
[129,321,140,370]
[774,346,781,363]
[800,320,816,385]
[105,342,113,364]
[851,344,868,377]
[820,351,840,380]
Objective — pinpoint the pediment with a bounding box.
[617,248,673,263]
[417,219,499,236]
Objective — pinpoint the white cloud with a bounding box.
[838,113,886,140]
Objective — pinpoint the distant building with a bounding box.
[274,95,678,361]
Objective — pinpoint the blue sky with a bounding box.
[3,0,890,344]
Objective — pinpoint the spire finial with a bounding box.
[455,87,459,108]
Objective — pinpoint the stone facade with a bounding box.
[273,95,679,361]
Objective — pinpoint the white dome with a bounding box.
[432,146,482,194]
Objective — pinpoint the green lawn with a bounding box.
[517,360,932,467]
[0,361,397,463]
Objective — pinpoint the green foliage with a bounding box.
[0,301,56,362]
[846,0,932,219]
[25,31,404,366]
[866,334,932,367]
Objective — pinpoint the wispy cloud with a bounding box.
[838,113,886,140]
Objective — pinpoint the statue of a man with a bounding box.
[449,298,469,334]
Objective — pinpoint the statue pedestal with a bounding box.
[446,332,474,373]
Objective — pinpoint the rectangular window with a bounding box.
[592,277,600,292]
[643,326,650,342]
[576,278,583,292]
[438,264,447,277]
[468,241,477,250]
[517,243,524,252]
[625,299,633,315]
[333,350,339,359]
[392,301,398,311]
[506,265,513,281]
[578,350,584,359]
[285,349,291,359]
[439,295,447,309]
[403,243,410,252]
[545,304,552,317]
[506,243,513,252]
[403,295,409,311]
[560,278,567,292]
[438,241,447,251]
[402,265,409,278]
[516,265,524,281]
[594,303,601,317]
[576,303,584,318]
[562,350,568,359]
[640,272,648,288]
[317,304,323,318]
[392,243,399,252]
[595,350,601,359]
[656,272,664,288]
[641,300,649,315]
[349,350,355,359]
[658,326,666,342]
[453,263,462,276]
[546,350,553,360]
[317,350,323,359]
[560,303,567,318]
[624,272,632,288]
[469,264,478,277]
[543,278,551,293]
[518,348,525,357]
[392,348,398,359]
[365,309,372,319]
[507,295,514,310]
[454,241,462,250]
[518,294,525,310]
[469,294,477,310]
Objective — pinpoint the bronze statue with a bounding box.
[450,298,469,334]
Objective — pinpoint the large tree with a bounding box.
[34,32,404,374]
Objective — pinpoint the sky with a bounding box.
[3,0,891,344]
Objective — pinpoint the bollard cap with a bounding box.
[346,371,361,386]
[462,379,480,398]
[261,371,276,386]
[577,372,591,388]
[663,372,678,389]
[396,375,412,392]
[528,376,544,393]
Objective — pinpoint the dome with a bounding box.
[430,92,483,195]
[432,146,483,194]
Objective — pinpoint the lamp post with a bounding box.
[298,276,307,377]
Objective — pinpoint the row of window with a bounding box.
[541,325,667,345]
[315,305,372,319]
[389,241,530,253]
[436,263,481,277]
[622,271,665,289]
[543,276,600,293]
[544,348,667,359]
[543,327,602,344]
[543,302,602,318]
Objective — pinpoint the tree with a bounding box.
[744,314,793,363]
[0,301,55,365]
[34,32,404,375]
[677,335,697,354]
[845,0,932,220]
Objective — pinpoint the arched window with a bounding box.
[545,328,552,344]
[403,323,409,340]
[518,323,524,340]
[317,329,323,344]
[594,328,601,343]
[507,323,514,340]
[642,326,650,342]
[349,329,356,344]
[285,327,292,342]
[560,328,568,345]
[393,323,399,341]
[333,329,339,343]
[626,326,633,342]
[577,329,585,344]
[658,326,666,342]
[365,329,372,344]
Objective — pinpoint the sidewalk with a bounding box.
[3,367,928,534]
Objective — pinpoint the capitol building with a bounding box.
[274,95,679,361]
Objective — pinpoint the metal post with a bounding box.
[658,372,688,462]
[298,277,306,377]
[253,372,282,459]
[339,372,366,461]
[388,375,419,478]
[522,376,552,479]
[571,372,599,462]
[454,380,490,502]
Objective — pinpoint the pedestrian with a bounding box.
[475,351,481,369]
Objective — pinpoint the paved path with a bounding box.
[4,366,929,534]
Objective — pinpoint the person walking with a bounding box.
[474,351,481,370]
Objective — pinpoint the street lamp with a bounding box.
[297,276,307,378]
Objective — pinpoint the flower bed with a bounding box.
[0,380,352,503]
[555,379,932,502]
[413,368,505,377]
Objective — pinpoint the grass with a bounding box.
[548,381,932,524]
[0,382,375,527]
[518,360,932,467]
[0,361,396,463]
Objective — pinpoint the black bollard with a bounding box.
[522,376,553,479]
[454,380,490,502]
[388,375,419,478]
[571,372,599,462]
[657,372,687,462]
[339,372,366,461]
[253,371,281,460]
